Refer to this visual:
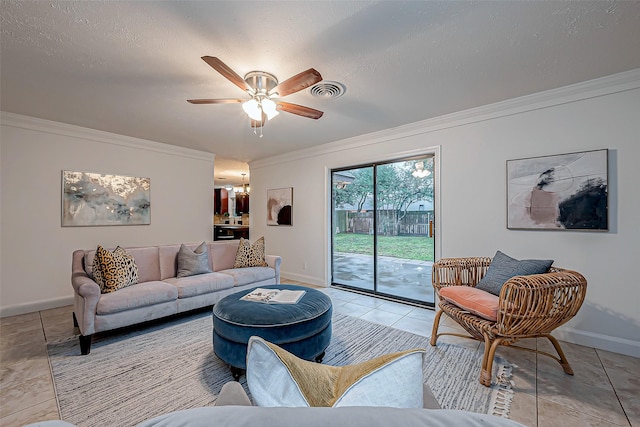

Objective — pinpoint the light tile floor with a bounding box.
[1,282,638,426]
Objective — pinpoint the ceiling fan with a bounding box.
[188,56,324,133]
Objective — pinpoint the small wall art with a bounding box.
[507,149,608,231]
[267,187,293,226]
[62,171,150,226]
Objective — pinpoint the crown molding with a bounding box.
[0,112,215,162]
[251,68,640,170]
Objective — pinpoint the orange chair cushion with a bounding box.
[439,286,499,321]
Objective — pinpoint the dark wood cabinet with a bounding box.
[214,188,229,215]
[235,194,249,215]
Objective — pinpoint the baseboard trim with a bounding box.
[0,296,74,318]
[554,327,640,358]
[280,271,327,288]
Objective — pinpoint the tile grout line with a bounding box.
[40,310,63,421]
[595,348,633,427]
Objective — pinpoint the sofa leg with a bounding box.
[72,312,79,328]
[79,335,92,355]
[230,367,242,381]
[315,351,325,363]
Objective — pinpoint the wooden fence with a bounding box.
[334,210,433,236]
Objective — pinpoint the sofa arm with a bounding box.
[71,250,101,335]
[432,257,492,292]
[71,250,101,298]
[265,255,282,284]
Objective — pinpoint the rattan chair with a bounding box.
[430,257,587,386]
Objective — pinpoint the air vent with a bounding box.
[310,81,346,99]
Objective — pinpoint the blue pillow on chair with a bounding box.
[475,251,553,296]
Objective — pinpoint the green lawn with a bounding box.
[333,233,434,261]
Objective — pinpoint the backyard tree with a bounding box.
[333,159,434,235]
[333,167,373,211]
[376,159,434,235]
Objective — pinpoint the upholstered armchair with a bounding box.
[430,256,587,386]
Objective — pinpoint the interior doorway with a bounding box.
[331,155,435,306]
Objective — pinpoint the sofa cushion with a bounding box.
[160,244,215,279]
[218,267,275,287]
[164,272,234,298]
[96,281,178,315]
[158,245,181,279]
[439,286,499,321]
[124,246,161,283]
[210,241,239,271]
[475,251,553,296]
[246,336,424,408]
[177,242,213,278]
[233,237,268,268]
[93,246,139,294]
[86,246,160,283]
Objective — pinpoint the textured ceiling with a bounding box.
[2,1,639,185]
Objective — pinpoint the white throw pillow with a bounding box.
[246,336,425,408]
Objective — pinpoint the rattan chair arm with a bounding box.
[432,257,493,291]
[495,269,587,336]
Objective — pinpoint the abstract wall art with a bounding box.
[507,149,608,231]
[62,171,150,226]
[267,187,293,226]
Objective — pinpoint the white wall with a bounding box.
[249,70,640,357]
[0,113,215,316]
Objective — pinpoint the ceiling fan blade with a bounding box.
[276,102,324,119]
[187,98,244,104]
[271,68,322,97]
[201,56,250,93]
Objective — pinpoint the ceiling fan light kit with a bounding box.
[188,56,325,137]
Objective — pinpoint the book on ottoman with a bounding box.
[241,288,306,304]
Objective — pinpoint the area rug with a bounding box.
[47,311,513,426]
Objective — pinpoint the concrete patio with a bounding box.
[332,253,435,305]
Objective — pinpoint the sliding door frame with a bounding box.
[328,146,441,306]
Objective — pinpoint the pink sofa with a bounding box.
[71,241,281,355]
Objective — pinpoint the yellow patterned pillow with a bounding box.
[246,336,425,408]
[233,237,268,268]
[94,245,139,293]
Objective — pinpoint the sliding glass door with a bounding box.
[332,166,375,292]
[331,155,435,305]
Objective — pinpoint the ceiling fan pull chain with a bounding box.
[250,121,264,138]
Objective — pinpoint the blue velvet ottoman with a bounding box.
[213,284,333,379]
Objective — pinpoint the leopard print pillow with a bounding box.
[94,245,139,293]
[233,237,268,268]
[92,254,105,288]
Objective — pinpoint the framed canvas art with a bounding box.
[62,171,150,226]
[507,149,608,231]
[267,187,293,226]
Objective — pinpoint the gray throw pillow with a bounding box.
[176,242,212,278]
[475,251,553,296]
